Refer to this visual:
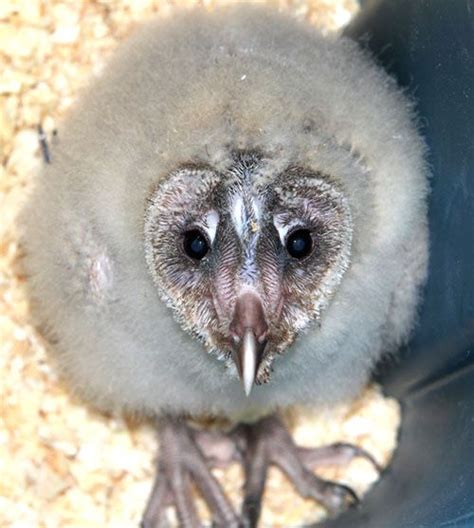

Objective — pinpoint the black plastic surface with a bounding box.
[323,364,474,528]
[319,1,474,527]
[350,0,474,397]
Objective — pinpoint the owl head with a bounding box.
[144,150,352,394]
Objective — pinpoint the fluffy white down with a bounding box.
[22,5,429,422]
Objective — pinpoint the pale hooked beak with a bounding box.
[229,292,268,396]
[233,329,259,396]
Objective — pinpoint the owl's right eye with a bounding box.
[183,229,210,261]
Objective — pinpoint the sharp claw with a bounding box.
[321,481,360,515]
[242,495,262,528]
[338,483,360,508]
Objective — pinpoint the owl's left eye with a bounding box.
[286,229,313,259]
[183,229,210,260]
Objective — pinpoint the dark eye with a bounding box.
[286,229,313,259]
[183,229,210,260]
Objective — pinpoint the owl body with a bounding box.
[23,6,428,422]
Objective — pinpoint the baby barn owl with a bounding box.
[23,5,429,527]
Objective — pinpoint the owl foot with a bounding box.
[236,414,380,528]
[141,417,240,528]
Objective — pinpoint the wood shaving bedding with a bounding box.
[1,1,402,527]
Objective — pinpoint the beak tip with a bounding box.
[243,378,253,397]
[233,328,259,397]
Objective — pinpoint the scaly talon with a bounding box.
[237,415,369,527]
[141,418,240,528]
